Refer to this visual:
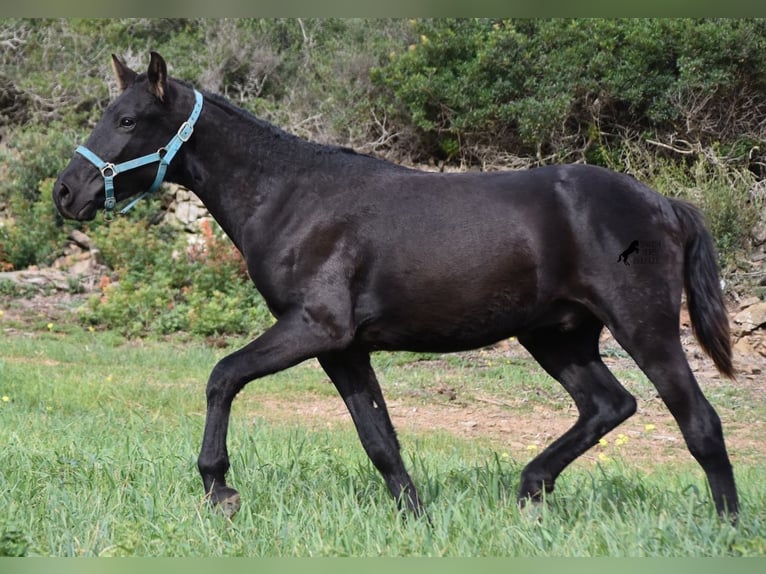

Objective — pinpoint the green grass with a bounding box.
[1,329,765,557]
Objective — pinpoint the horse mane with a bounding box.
[169,77,369,162]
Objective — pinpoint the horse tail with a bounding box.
[670,198,734,378]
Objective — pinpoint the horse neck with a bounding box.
[170,90,322,249]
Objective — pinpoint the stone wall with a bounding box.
[162,184,211,230]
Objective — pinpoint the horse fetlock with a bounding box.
[198,452,230,479]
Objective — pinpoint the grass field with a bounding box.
[1,323,765,557]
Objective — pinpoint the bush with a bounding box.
[603,140,762,268]
[371,19,766,165]
[0,179,70,270]
[0,122,82,205]
[80,218,273,338]
[0,120,83,270]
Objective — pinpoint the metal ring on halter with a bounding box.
[101,163,116,178]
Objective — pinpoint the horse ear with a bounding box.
[111,54,137,91]
[147,51,169,102]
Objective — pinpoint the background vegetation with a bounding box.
[1,18,765,336]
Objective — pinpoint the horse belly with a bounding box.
[355,272,539,353]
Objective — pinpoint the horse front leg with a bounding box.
[197,310,351,517]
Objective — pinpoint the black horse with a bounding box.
[53,53,738,521]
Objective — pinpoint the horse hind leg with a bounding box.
[608,319,739,519]
[516,313,637,504]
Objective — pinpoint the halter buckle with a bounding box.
[177,121,193,142]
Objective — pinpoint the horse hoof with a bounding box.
[518,498,544,523]
[218,492,241,518]
[208,487,241,518]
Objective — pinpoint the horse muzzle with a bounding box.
[52,176,98,221]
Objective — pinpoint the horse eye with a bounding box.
[119,117,135,129]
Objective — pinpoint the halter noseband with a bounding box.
[75,89,204,219]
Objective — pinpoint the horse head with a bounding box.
[53,52,201,221]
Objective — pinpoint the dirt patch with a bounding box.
[239,330,765,468]
[244,385,763,468]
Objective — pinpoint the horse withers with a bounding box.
[53,52,739,521]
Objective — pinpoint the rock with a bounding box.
[175,188,191,202]
[68,256,96,276]
[92,248,104,266]
[732,301,766,334]
[733,337,753,357]
[738,296,761,310]
[751,219,766,246]
[69,229,92,250]
[174,201,200,226]
[679,307,691,328]
[0,269,70,291]
[154,184,211,229]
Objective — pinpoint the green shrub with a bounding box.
[0,179,70,270]
[371,19,766,163]
[0,123,81,204]
[80,218,273,338]
[0,121,82,270]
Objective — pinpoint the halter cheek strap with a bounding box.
[75,89,203,219]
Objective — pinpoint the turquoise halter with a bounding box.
[75,89,203,219]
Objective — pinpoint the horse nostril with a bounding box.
[56,182,71,205]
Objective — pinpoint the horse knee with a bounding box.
[585,386,636,432]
